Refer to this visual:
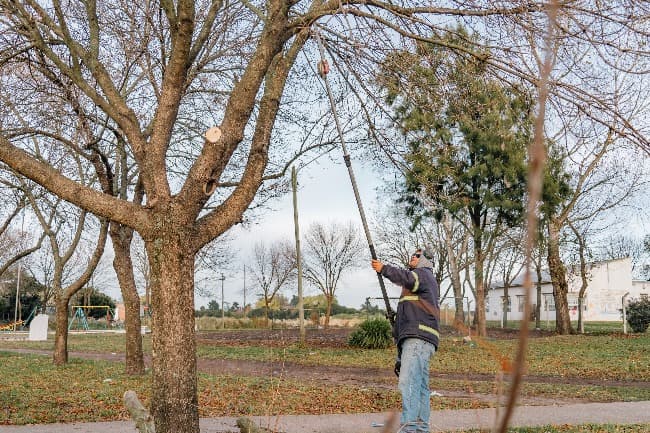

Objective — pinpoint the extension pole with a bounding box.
[315,34,395,324]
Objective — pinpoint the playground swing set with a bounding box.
[0,304,42,331]
[68,305,115,331]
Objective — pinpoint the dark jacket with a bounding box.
[380,260,440,350]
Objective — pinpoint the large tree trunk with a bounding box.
[502,285,509,328]
[147,238,198,433]
[324,294,332,328]
[53,294,70,365]
[547,220,572,334]
[111,223,145,375]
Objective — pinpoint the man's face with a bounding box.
[409,252,421,268]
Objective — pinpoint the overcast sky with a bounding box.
[103,150,650,311]
[195,157,396,310]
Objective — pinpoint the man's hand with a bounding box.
[371,259,384,273]
[394,359,401,377]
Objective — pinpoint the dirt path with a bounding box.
[6,346,648,408]
[4,327,648,408]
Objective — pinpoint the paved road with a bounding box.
[1,401,649,433]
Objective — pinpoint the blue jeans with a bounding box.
[398,338,436,433]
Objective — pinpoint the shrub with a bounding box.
[348,318,393,349]
[626,297,650,333]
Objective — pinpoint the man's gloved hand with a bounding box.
[371,259,384,273]
[394,358,401,377]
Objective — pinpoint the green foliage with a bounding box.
[378,26,531,232]
[626,297,650,333]
[347,318,393,349]
[540,143,574,220]
[86,292,116,319]
[0,293,40,325]
[0,269,44,325]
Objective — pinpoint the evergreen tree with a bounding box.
[379,28,532,336]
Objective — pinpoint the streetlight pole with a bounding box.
[292,166,306,344]
[220,273,226,330]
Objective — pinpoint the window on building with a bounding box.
[544,294,555,311]
[568,293,587,311]
[517,295,526,312]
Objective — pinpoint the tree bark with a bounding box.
[502,285,509,328]
[147,235,199,433]
[53,295,70,365]
[474,235,487,337]
[111,222,145,375]
[547,220,572,334]
[324,294,332,328]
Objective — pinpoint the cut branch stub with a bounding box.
[205,126,222,144]
[203,126,223,196]
[124,390,156,433]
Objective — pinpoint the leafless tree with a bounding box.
[249,239,295,324]
[595,235,650,280]
[545,127,648,334]
[22,180,108,364]
[372,197,471,325]
[303,221,361,327]
[0,183,46,280]
[0,1,648,432]
[490,230,526,328]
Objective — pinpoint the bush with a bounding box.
[348,318,393,349]
[626,297,650,333]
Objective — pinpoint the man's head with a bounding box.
[409,248,433,269]
[408,250,422,269]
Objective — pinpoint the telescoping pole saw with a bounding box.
[314,31,395,325]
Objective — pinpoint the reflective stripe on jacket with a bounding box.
[380,264,440,349]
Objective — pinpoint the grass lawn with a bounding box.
[1,327,648,426]
[5,330,647,380]
[0,351,484,424]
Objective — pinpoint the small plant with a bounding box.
[347,318,393,349]
[626,297,650,333]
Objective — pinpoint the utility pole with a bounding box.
[220,273,226,330]
[292,166,306,344]
[13,210,25,331]
[243,265,247,318]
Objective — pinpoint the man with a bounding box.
[371,249,440,433]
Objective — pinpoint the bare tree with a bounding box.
[491,230,526,328]
[596,234,650,280]
[544,128,648,334]
[0,184,46,280]
[439,212,472,326]
[1,2,648,432]
[303,221,361,327]
[23,183,108,364]
[249,240,295,324]
[373,197,471,325]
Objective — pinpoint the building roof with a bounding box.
[489,269,552,290]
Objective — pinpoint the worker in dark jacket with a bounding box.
[371,248,439,433]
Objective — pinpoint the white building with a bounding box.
[487,257,649,323]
